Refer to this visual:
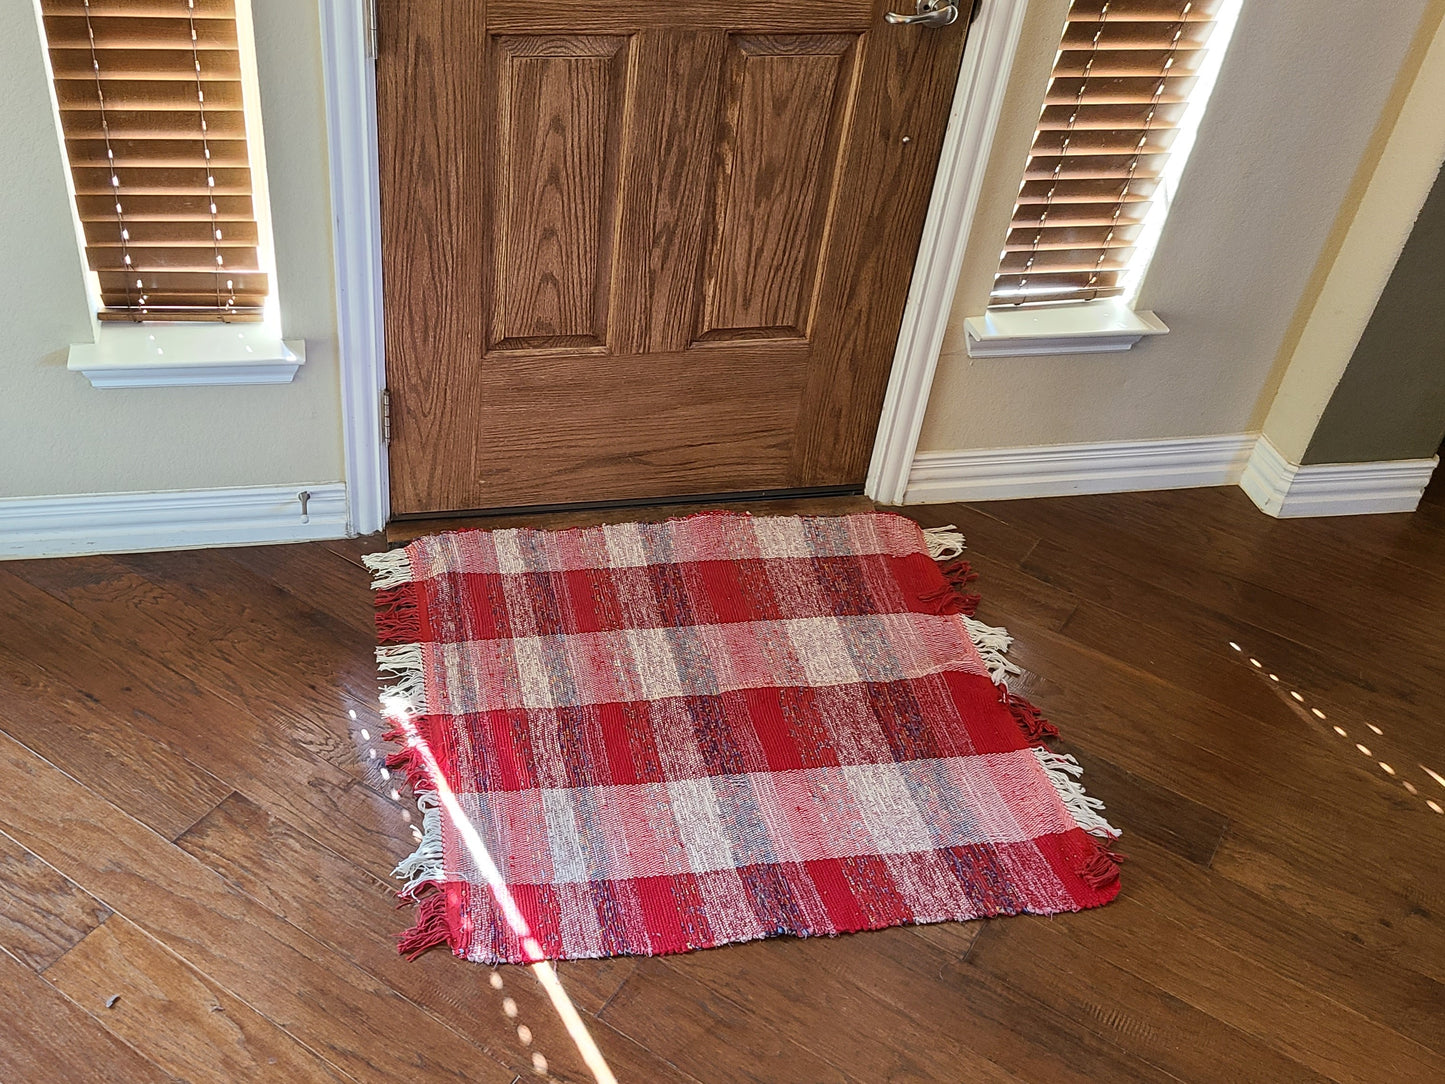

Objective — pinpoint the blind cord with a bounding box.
[184,0,235,316]
[81,0,138,314]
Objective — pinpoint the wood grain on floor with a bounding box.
[1,482,1443,1082]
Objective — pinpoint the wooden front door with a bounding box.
[377,1,971,516]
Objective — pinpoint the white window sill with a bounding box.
[963,299,1169,358]
[68,324,305,388]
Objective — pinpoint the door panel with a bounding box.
[489,35,629,354]
[699,35,858,342]
[378,2,970,515]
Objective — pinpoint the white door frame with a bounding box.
[318,0,1027,533]
[319,0,388,535]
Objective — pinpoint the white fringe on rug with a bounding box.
[921,524,965,561]
[363,547,415,590]
[1032,748,1122,840]
[961,614,1023,687]
[394,790,447,896]
[938,533,1120,843]
[377,643,428,715]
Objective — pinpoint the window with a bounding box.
[35,0,300,386]
[967,0,1242,355]
[39,0,269,322]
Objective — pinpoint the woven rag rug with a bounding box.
[363,511,1121,964]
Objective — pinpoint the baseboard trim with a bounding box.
[1240,436,1438,518]
[0,483,350,560]
[905,435,1255,504]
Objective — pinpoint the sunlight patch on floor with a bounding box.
[1227,641,1442,816]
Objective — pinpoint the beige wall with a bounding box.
[0,0,344,500]
[1261,2,1445,464]
[918,0,1434,454]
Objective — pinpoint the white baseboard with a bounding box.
[905,435,1255,504]
[0,482,350,560]
[1240,436,1438,518]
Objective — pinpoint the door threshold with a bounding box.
[385,487,870,545]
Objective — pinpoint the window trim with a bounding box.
[31,0,301,387]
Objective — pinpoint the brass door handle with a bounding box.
[885,0,959,28]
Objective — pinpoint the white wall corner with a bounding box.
[0,483,348,560]
[865,0,1030,505]
[1240,436,1438,518]
[905,435,1255,504]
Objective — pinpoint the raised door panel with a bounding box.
[699,34,860,342]
[488,36,631,354]
[612,31,726,355]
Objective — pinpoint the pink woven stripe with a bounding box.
[418,613,990,716]
[445,751,1080,886]
[405,512,929,582]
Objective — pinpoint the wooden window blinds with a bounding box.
[39,0,267,321]
[991,0,1225,307]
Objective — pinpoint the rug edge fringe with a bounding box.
[1031,747,1123,840]
[376,643,428,715]
[921,524,965,561]
[398,888,453,959]
[363,547,415,590]
[393,788,447,896]
[941,538,1125,889]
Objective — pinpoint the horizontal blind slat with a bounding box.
[1053,47,1205,77]
[66,136,250,167]
[98,268,268,296]
[1061,22,1214,49]
[1066,0,1224,21]
[1031,128,1178,155]
[43,15,238,50]
[1037,102,1189,129]
[76,192,255,222]
[993,269,1125,293]
[98,308,263,323]
[1023,153,1167,180]
[57,107,248,139]
[83,218,259,246]
[1011,204,1152,228]
[70,165,252,195]
[48,47,242,80]
[53,78,244,111]
[1045,75,1196,106]
[86,244,260,273]
[1015,177,1161,203]
[998,250,1133,275]
[1004,224,1145,250]
[44,0,236,15]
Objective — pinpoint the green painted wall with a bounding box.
[1303,163,1445,464]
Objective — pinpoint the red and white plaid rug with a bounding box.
[365,511,1120,964]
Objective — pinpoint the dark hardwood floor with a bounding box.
[2,481,1443,1082]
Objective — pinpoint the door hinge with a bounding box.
[364,0,379,60]
[380,388,392,446]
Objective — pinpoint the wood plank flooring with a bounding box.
[2,481,1443,1082]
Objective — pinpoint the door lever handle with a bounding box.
[885,0,959,27]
